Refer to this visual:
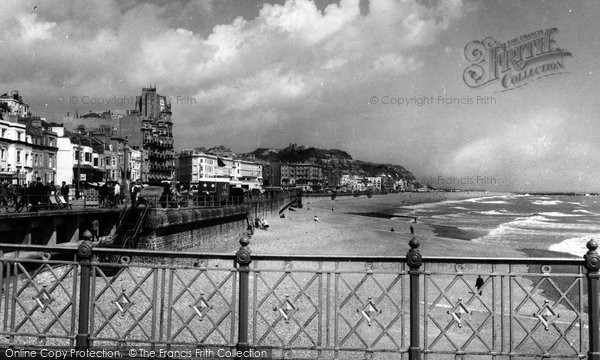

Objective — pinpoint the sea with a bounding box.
[394,193,600,257]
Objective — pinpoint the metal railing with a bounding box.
[0,238,598,359]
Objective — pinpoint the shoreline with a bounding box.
[249,191,527,258]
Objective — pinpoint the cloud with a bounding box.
[441,108,600,191]
[0,0,478,179]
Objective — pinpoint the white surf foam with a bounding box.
[532,200,562,206]
[538,212,583,218]
[573,209,600,215]
[472,210,509,216]
[549,236,598,257]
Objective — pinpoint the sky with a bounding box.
[0,0,599,192]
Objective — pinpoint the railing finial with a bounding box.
[236,235,252,266]
[585,239,600,272]
[585,238,600,360]
[407,237,422,269]
[77,240,93,260]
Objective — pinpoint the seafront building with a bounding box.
[267,161,324,190]
[56,87,174,185]
[20,117,58,184]
[0,91,29,118]
[0,87,175,186]
[119,87,175,183]
[0,116,31,184]
[176,149,263,191]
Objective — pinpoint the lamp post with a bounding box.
[76,131,82,199]
[124,136,129,180]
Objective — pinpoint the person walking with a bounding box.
[34,177,46,210]
[60,181,70,204]
[113,182,121,206]
[131,182,141,206]
[0,180,7,206]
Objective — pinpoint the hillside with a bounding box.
[246,144,416,182]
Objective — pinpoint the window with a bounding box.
[105,156,110,166]
[16,150,21,164]
[93,158,98,166]
[48,155,53,168]
[0,148,5,160]
[84,152,92,162]
[24,153,28,164]
[112,157,116,166]
[1,129,5,138]
[75,151,80,161]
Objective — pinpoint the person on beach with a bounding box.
[255,218,269,230]
[410,225,414,235]
[475,275,484,295]
[314,215,319,222]
[332,206,335,212]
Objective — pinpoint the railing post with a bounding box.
[76,238,94,350]
[585,239,600,360]
[236,235,252,359]
[407,237,422,360]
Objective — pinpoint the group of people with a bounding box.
[255,217,269,230]
[1,178,71,210]
[97,182,122,208]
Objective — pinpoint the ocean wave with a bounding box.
[549,236,598,257]
[532,200,562,206]
[478,215,600,242]
[573,209,600,215]
[471,210,510,216]
[465,195,513,203]
[537,212,583,217]
[402,198,464,210]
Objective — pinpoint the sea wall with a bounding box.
[139,206,249,252]
[137,192,298,251]
[246,191,298,220]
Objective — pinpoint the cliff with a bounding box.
[246,144,416,182]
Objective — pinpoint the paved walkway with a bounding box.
[0,197,127,215]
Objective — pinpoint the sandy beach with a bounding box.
[249,192,526,258]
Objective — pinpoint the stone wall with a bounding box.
[138,206,249,252]
[137,192,297,251]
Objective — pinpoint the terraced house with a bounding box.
[19,117,58,185]
[0,115,30,184]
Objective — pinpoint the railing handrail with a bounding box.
[0,238,598,359]
[0,242,585,264]
[422,255,583,264]
[122,204,150,248]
